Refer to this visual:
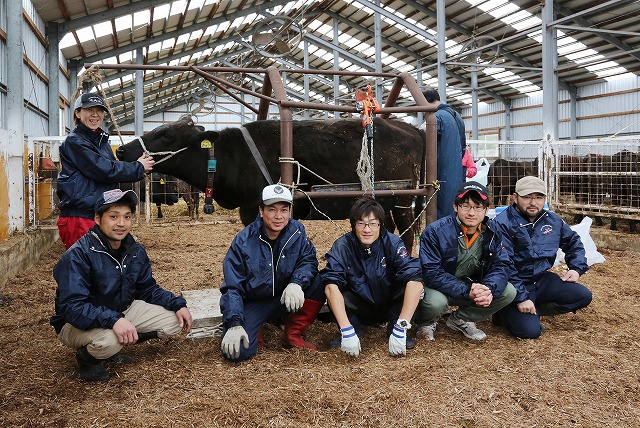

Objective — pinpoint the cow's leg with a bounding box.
[610,217,618,231]
[157,204,163,219]
[391,203,416,253]
[629,220,637,234]
[239,205,259,226]
[595,216,604,227]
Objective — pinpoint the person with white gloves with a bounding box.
[219,184,324,362]
[321,197,424,357]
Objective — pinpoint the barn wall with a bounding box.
[463,74,640,141]
[0,0,59,245]
[22,0,50,136]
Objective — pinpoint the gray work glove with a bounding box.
[280,282,305,312]
[221,326,249,360]
[340,325,361,357]
[388,324,407,356]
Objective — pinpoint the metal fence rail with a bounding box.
[467,136,640,230]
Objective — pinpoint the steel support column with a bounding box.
[135,48,144,137]
[5,0,25,233]
[332,18,340,118]
[374,0,383,103]
[47,22,60,136]
[471,70,479,139]
[542,0,558,190]
[436,0,447,101]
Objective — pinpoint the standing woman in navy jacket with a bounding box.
[322,197,424,357]
[56,92,155,249]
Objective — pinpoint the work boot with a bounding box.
[537,302,571,317]
[136,331,158,344]
[257,328,265,347]
[107,353,133,364]
[283,299,324,349]
[76,346,110,381]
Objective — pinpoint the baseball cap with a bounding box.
[94,189,139,214]
[457,181,488,201]
[261,184,293,205]
[74,92,108,112]
[515,176,547,196]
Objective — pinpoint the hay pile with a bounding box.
[1,212,638,427]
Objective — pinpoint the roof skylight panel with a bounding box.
[188,0,206,11]
[75,27,93,44]
[114,15,132,33]
[133,9,150,28]
[170,0,188,17]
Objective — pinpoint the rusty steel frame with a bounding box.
[86,63,439,224]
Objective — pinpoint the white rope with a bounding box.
[279,157,334,185]
[356,131,372,191]
[397,181,440,238]
[137,136,188,165]
[370,129,375,197]
[295,188,348,234]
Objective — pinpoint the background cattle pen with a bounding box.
[25,137,203,228]
[467,136,640,232]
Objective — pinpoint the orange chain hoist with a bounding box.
[355,85,380,141]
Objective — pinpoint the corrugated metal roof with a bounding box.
[32,0,640,126]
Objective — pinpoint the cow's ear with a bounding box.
[202,130,220,142]
[194,130,220,149]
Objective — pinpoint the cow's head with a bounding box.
[116,115,220,191]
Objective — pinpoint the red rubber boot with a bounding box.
[283,299,324,349]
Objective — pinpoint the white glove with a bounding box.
[221,326,249,359]
[280,282,305,312]
[340,325,361,357]
[388,324,407,356]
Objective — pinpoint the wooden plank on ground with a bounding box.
[181,288,222,339]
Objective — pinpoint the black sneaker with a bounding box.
[107,353,133,364]
[76,346,110,381]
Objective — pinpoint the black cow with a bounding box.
[115,115,425,250]
[487,158,539,206]
[177,180,200,219]
[119,172,178,219]
[150,173,180,219]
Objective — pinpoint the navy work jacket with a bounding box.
[57,124,144,219]
[490,204,589,302]
[50,227,187,334]
[220,217,318,328]
[419,214,509,300]
[320,229,422,306]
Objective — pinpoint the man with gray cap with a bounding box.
[490,176,592,339]
[219,184,324,362]
[51,189,192,381]
[56,92,155,249]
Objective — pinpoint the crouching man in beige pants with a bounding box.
[51,189,192,381]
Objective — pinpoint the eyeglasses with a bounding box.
[457,204,486,213]
[518,194,546,202]
[355,221,380,229]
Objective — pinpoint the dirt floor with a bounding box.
[1,205,639,427]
